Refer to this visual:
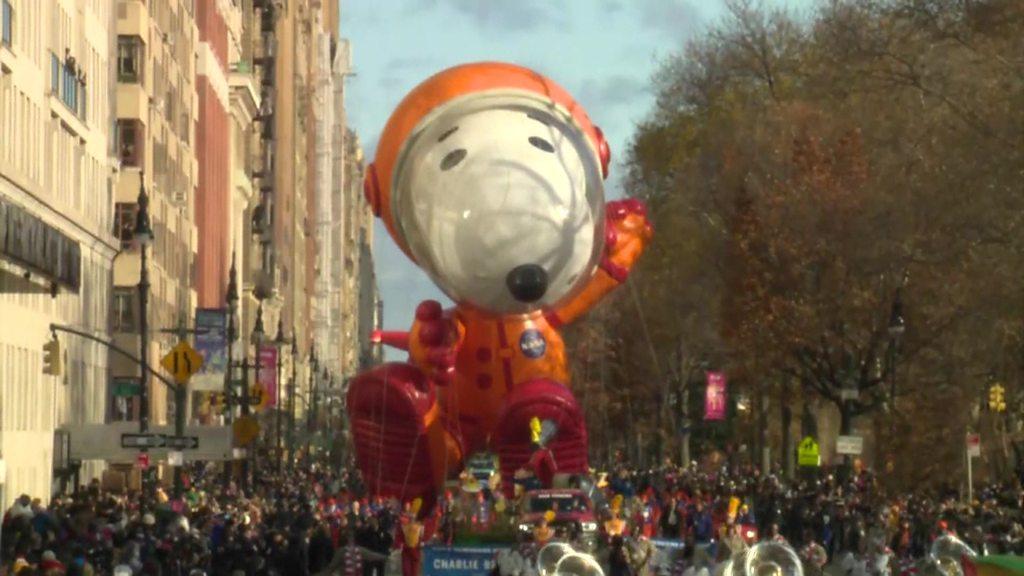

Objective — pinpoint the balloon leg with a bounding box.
[347,362,463,502]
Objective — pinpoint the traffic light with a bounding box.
[209,392,226,414]
[988,383,1006,413]
[42,337,62,377]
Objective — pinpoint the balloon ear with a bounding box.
[593,125,611,179]
[363,163,382,217]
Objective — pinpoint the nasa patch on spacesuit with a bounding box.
[519,329,547,359]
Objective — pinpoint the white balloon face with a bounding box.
[392,92,605,315]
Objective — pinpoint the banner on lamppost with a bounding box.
[704,372,727,421]
[192,309,227,392]
[257,345,278,410]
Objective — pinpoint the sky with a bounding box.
[339,0,813,357]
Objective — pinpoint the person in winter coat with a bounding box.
[608,535,635,576]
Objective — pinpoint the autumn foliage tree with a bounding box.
[569,0,1024,486]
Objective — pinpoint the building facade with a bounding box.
[0,0,117,499]
[110,0,199,435]
[0,0,374,498]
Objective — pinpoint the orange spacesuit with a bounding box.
[347,62,651,505]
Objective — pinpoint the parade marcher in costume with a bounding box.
[399,499,424,576]
[533,512,555,547]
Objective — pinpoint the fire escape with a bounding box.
[251,0,277,302]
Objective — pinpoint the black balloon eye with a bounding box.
[438,127,459,142]
[529,136,555,153]
[440,149,467,170]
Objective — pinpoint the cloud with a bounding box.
[636,0,703,40]
[577,75,648,111]
[411,0,561,32]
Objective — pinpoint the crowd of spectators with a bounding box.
[1,456,1022,575]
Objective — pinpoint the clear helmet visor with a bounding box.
[392,92,605,315]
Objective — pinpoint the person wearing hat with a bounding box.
[533,512,555,546]
[39,550,65,575]
[399,499,424,576]
[10,556,32,575]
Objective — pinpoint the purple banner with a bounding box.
[704,372,727,421]
[258,345,278,409]
[192,309,227,392]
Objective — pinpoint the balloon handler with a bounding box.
[347,62,652,511]
[399,498,425,576]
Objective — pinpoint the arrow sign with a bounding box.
[161,341,204,384]
[165,436,200,450]
[121,433,166,449]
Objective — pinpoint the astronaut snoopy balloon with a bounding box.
[350,62,652,502]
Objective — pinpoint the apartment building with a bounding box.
[109,0,199,434]
[0,0,117,499]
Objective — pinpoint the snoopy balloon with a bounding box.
[349,62,652,504]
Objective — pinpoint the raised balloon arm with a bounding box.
[371,330,411,351]
[548,199,653,327]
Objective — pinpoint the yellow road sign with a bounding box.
[161,341,204,384]
[233,416,260,446]
[798,436,820,467]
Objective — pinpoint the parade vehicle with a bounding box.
[466,452,499,484]
[517,489,599,550]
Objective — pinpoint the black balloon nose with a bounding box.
[506,264,548,303]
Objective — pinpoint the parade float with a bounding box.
[346,62,652,511]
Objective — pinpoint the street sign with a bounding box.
[136,452,150,469]
[121,433,166,449]
[840,388,859,401]
[111,377,140,398]
[165,436,199,450]
[167,451,184,466]
[836,435,864,455]
[967,433,981,458]
[798,436,821,467]
[233,416,260,446]
[161,341,204,384]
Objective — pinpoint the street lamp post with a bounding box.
[223,252,239,490]
[887,288,906,469]
[273,320,288,474]
[246,302,264,490]
[239,356,252,493]
[288,334,297,471]
[306,347,318,467]
[134,174,154,506]
[888,289,906,413]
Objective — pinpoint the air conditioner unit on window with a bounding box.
[169,187,188,207]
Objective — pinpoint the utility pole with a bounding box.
[158,315,203,499]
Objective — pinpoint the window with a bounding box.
[117,36,143,83]
[1,0,12,48]
[50,53,59,94]
[117,119,143,167]
[112,287,135,332]
[114,202,137,248]
[110,395,137,423]
[50,51,87,119]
